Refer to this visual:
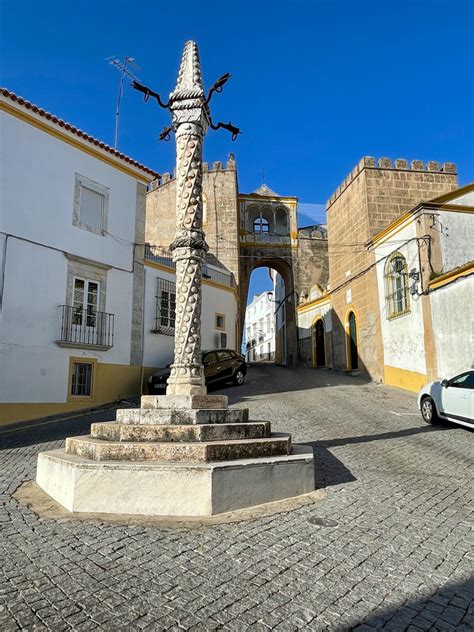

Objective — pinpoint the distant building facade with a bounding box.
[244,289,275,362]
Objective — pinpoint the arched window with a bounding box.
[384,253,410,318]
[253,215,270,233]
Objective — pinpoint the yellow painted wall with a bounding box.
[383,365,427,393]
[0,363,159,427]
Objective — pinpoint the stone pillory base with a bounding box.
[36,394,315,517]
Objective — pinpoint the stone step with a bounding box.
[141,394,228,410]
[65,433,291,463]
[91,421,271,443]
[116,407,249,425]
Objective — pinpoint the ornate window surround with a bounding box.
[384,252,410,319]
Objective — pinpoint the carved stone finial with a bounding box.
[171,40,205,98]
[427,161,441,172]
[169,41,209,133]
[411,160,424,171]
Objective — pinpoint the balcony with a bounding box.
[57,305,114,350]
[240,232,291,245]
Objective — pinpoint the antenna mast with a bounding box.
[106,56,141,149]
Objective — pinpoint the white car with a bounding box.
[418,370,474,429]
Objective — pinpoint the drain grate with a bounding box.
[308,516,338,527]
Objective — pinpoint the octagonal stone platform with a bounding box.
[36,394,315,517]
[36,445,315,516]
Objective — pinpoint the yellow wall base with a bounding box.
[383,365,427,393]
[0,364,158,427]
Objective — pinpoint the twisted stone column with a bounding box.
[167,127,208,395]
[166,42,209,397]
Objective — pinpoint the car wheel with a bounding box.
[421,396,438,424]
[233,369,245,386]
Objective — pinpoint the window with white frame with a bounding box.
[153,277,176,335]
[384,253,410,319]
[73,174,109,235]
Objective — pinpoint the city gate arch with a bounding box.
[238,186,299,365]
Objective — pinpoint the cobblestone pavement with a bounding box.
[1,365,473,631]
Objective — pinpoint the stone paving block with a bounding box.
[1,366,472,631]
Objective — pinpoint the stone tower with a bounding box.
[326,157,458,380]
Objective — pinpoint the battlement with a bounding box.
[327,156,457,208]
[148,154,236,191]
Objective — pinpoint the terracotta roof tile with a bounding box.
[1,88,160,179]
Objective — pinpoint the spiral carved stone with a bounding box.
[166,128,208,396]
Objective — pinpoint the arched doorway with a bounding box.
[347,311,358,370]
[312,318,326,367]
[241,258,297,366]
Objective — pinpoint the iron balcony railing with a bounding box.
[145,243,234,287]
[58,305,114,349]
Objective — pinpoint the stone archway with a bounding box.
[240,256,298,367]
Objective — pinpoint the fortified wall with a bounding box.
[326,157,458,380]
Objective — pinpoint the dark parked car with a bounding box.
[147,349,247,394]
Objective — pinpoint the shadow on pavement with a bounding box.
[352,575,474,630]
[304,423,450,489]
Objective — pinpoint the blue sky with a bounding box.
[2,0,473,301]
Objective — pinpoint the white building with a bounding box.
[0,89,238,426]
[369,184,474,391]
[244,286,275,362]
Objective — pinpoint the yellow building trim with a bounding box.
[67,356,98,402]
[439,204,474,214]
[203,278,238,297]
[310,315,325,368]
[344,306,360,371]
[238,194,298,204]
[384,365,427,393]
[429,261,474,290]
[429,182,474,204]
[297,294,331,314]
[0,364,161,427]
[215,312,226,331]
[1,101,154,183]
[145,260,175,274]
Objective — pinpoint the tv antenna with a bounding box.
[106,56,141,149]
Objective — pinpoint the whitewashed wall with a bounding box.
[0,239,134,403]
[0,110,142,405]
[297,301,332,339]
[1,112,139,272]
[374,222,427,376]
[431,277,474,378]
[438,210,474,273]
[143,265,238,369]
